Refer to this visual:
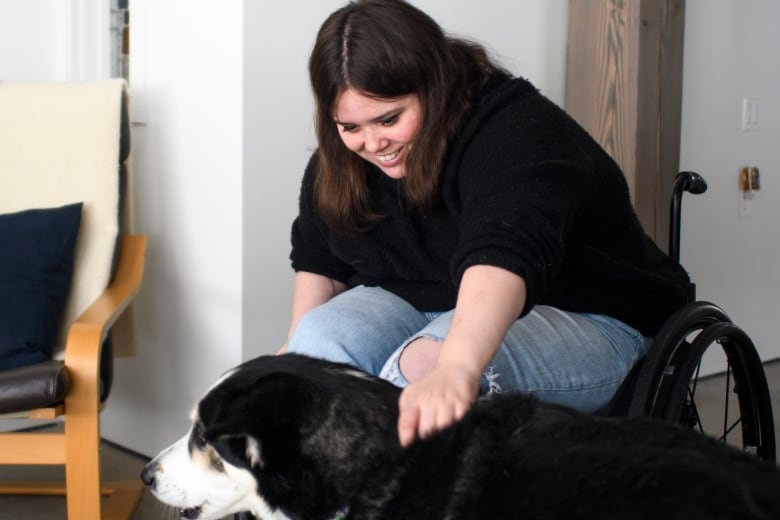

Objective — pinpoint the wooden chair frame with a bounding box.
[0,234,147,519]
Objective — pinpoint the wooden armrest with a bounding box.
[65,235,146,365]
[64,234,146,365]
[70,234,146,340]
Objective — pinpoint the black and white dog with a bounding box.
[142,354,780,520]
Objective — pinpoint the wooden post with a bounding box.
[566,0,686,250]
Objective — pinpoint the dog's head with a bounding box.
[142,354,401,520]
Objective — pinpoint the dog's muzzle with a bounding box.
[141,461,204,519]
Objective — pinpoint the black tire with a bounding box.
[628,302,775,462]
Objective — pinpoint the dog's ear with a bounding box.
[211,433,264,470]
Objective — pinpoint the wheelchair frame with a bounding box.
[610,171,775,462]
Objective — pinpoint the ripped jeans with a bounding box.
[285,285,651,413]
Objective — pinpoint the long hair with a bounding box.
[309,0,508,234]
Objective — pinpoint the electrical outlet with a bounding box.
[740,167,761,191]
[738,166,760,218]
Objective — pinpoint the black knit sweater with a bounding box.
[290,77,690,336]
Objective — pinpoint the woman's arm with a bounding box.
[439,264,526,378]
[277,271,347,354]
[397,264,526,445]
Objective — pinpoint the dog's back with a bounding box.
[350,393,780,519]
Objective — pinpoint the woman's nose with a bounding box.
[363,128,388,153]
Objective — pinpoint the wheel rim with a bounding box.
[650,322,775,461]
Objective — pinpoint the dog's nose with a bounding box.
[141,461,160,487]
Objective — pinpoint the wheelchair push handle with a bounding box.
[669,171,707,264]
[675,171,707,195]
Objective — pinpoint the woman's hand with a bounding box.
[397,361,481,447]
[395,265,527,447]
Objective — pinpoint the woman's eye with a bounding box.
[381,115,398,126]
[339,124,358,133]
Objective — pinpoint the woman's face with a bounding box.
[333,87,422,179]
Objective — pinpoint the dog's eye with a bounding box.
[212,457,225,472]
[195,424,207,445]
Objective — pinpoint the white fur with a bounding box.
[146,429,290,520]
[334,366,379,381]
[245,435,263,469]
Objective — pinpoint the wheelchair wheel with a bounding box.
[628,302,776,462]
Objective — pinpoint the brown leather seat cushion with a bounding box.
[0,361,70,414]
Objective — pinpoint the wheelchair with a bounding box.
[607,171,776,463]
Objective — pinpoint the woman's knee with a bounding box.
[398,337,443,383]
[286,306,361,365]
[287,288,429,374]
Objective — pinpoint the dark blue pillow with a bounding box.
[0,203,83,372]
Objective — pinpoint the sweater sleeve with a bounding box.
[447,84,594,315]
[289,152,355,282]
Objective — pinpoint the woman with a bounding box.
[280,0,690,447]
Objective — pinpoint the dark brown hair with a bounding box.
[309,0,508,234]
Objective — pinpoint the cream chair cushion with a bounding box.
[0,79,127,358]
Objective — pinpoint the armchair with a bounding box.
[0,80,146,519]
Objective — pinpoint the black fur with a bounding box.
[201,354,780,520]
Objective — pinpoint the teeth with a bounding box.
[377,150,400,162]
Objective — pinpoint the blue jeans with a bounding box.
[286,285,650,413]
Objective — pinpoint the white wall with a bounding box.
[241,2,333,362]
[102,0,245,452]
[0,2,68,80]
[679,0,780,364]
[0,0,108,81]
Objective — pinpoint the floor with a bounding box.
[1,361,779,519]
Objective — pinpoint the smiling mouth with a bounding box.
[377,149,400,163]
